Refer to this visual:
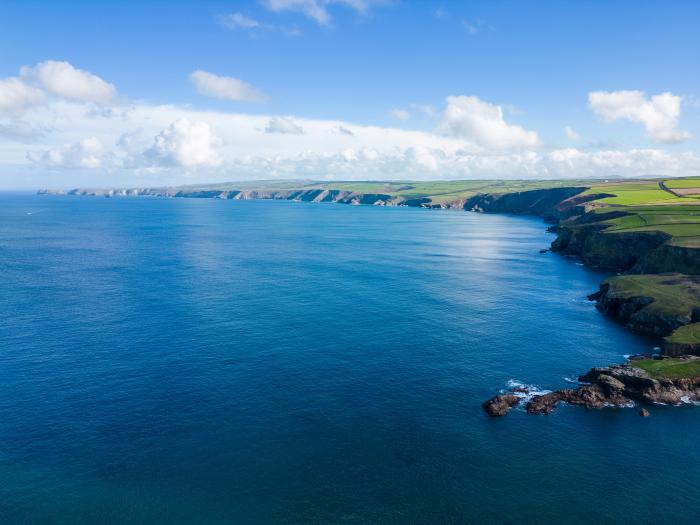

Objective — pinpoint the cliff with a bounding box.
[40,187,433,208]
[463,186,592,221]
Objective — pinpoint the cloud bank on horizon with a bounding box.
[0,1,698,189]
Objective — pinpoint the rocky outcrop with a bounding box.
[525,384,630,415]
[484,359,700,416]
[482,393,521,417]
[523,360,700,415]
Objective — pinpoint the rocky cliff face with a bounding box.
[633,243,700,275]
[463,187,588,221]
[591,282,689,337]
[552,227,671,271]
[589,275,700,355]
[41,187,436,208]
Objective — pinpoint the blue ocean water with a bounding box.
[1,193,698,524]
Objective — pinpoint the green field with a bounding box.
[302,179,596,203]
[584,182,680,205]
[665,323,700,346]
[633,357,700,378]
[166,176,700,208]
[664,178,700,189]
[604,274,700,318]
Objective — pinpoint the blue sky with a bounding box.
[1,0,699,188]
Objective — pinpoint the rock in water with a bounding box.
[482,393,520,417]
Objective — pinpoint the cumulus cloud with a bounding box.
[588,90,690,144]
[564,126,580,141]
[0,77,45,112]
[264,117,304,134]
[390,108,410,121]
[6,93,700,186]
[20,61,117,104]
[438,95,539,150]
[220,146,700,181]
[144,119,222,167]
[0,60,116,115]
[189,70,267,103]
[28,136,103,169]
[260,0,386,25]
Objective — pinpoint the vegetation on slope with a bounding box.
[603,274,700,318]
[632,357,700,379]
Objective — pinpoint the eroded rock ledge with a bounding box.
[483,357,700,417]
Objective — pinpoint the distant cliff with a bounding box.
[39,182,700,354]
[462,186,594,221]
[39,187,432,207]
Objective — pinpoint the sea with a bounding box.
[1,192,698,524]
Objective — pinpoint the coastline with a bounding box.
[38,183,700,414]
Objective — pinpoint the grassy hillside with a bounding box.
[604,274,700,318]
[633,357,700,378]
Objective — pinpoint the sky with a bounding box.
[1,0,699,189]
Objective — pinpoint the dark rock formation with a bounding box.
[526,384,630,415]
[482,393,521,417]
[483,359,700,417]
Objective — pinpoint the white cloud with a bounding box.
[219,12,261,30]
[390,108,410,121]
[264,117,304,134]
[28,136,103,169]
[219,146,700,181]
[438,95,540,150]
[144,118,222,167]
[0,77,45,112]
[189,70,267,103]
[7,95,700,187]
[20,61,117,104]
[588,90,690,144]
[564,126,580,141]
[0,60,116,116]
[260,0,385,25]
